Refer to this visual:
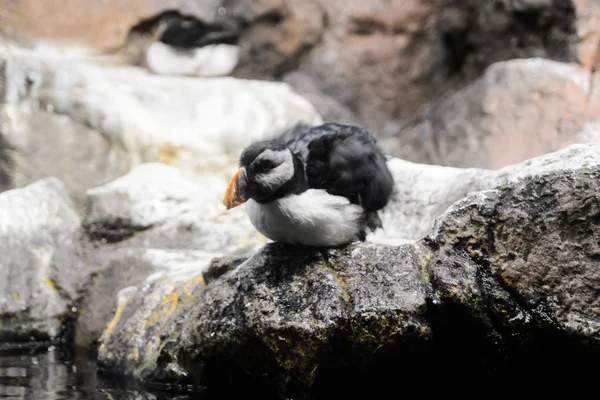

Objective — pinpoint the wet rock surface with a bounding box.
[81,163,265,253]
[74,163,266,348]
[94,144,600,398]
[1,2,599,395]
[0,178,81,343]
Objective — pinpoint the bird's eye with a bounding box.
[255,159,275,173]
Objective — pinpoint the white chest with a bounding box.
[245,189,365,247]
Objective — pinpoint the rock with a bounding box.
[82,163,265,253]
[203,255,251,285]
[422,162,600,383]
[372,143,600,245]
[73,163,264,347]
[76,248,216,350]
[96,256,208,385]
[384,58,600,169]
[0,178,81,343]
[96,144,600,397]
[228,0,328,80]
[285,0,579,140]
[0,43,321,206]
[575,0,600,71]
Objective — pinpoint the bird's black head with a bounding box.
[223,141,305,209]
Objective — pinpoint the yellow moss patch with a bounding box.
[183,274,204,295]
[44,279,58,292]
[157,143,180,165]
[160,292,180,316]
[11,292,20,301]
[105,300,127,336]
[145,311,162,328]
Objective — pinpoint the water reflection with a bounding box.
[0,350,184,400]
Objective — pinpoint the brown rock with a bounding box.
[227,0,327,79]
[285,0,579,139]
[385,58,600,169]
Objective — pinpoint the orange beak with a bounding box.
[222,168,247,209]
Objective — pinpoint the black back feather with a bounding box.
[278,122,394,212]
[159,16,240,49]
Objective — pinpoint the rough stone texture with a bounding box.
[383,58,600,169]
[96,144,600,397]
[72,163,264,347]
[575,0,600,71]
[285,0,579,139]
[82,163,266,254]
[0,42,321,206]
[422,165,600,386]
[2,1,586,157]
[98,243,431,395]
[372,143,600,245]
[0,178,81,342]
[226,0,328,80]
[97,259,208,386]
[203,254,250,285]
[74,248,216,349]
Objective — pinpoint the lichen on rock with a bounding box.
[95,144,600,398]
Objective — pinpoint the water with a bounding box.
[0,350,193,400]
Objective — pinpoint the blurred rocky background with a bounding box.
[0,0,599,398]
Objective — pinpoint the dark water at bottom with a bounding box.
[0,350,189,400]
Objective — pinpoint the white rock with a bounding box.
[0,42,322,201]
[0,178,81,341]
[371,143,600,245]
[83,162,266,254]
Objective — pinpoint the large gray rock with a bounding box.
[373,143,600,244]
[74,163,265,347]
[0,42,322,207]
[77,248,214,350]
[384,58,600,169]
[0,178,81,342]
[82,163,265,253]
[96,144,600,397]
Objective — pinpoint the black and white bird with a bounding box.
[222,123,395,247]
[143,12,241,77]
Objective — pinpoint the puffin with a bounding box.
[143,12,241,77]
[222,123,395,247]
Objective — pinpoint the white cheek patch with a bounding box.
[254,149,294,190]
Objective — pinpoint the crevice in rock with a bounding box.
[0,58,13,192]
[437,0,578,85]
[320,249,353,318]
[587,60,597,104]
[349,17,388,36]
[83,218,152,244]
[0,131,14,193]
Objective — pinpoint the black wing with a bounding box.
[279,122,394,211]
